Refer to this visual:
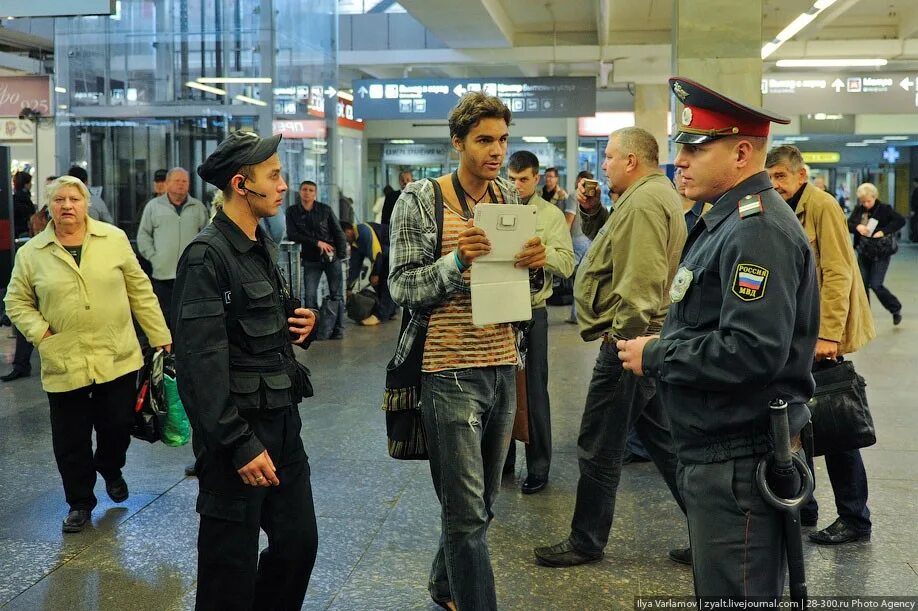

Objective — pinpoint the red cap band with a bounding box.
[685,105,771,137]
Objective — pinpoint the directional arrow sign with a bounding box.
[900,77,913,91]
[453,84,467,97]
[357,86,368,98]
[324,86,337,97]
[832,79,844,93]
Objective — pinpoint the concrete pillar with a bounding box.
[565,117,579,190]
[672,0,763,106]
[634,84,670,164]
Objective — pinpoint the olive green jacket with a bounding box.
[575,172,687,341]
[795,183,875,354]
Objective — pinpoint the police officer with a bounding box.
[617,77,819,599]
[172,131,319,611]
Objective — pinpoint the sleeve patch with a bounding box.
[731,263,769,301]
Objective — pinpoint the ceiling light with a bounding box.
[54,86,67,94]
[199,77,272,84]
[234,94,267,106]
[776,59,887,67]
[861,139,886,144]
[813,0,838,8]
[883,136,909,140]
[338,91,354,101]
[186,81,227,95]
[762,0,840,59]
[522,136,549,143]
[785,136,810,142]
[390,139,414,144]
[845,142,868,147]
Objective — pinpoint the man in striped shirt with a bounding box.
[388,92,545,611]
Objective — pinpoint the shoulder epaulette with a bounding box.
[737,194,763,219]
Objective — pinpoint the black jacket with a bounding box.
[643,172,819,464]
[285,201,348,262]
[380,189,401,226]
[172,211,310,472]
[847,200,905,247]
[12,189,35,237]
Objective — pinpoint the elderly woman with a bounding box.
[4,176,171,534]
[847,182,906,325]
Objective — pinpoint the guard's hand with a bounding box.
[317,241,335,254]
[457,219,490,267]
[515,236,546,269]
[576,181,600,210]
[873,230,885,238]
[855,224,871,236]
[237,450,279,487]
[616,336,658,376]
[156,344,172,354]
[814,339,839,361]
[289,307,317,345]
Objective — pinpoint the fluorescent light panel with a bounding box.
[762,0,839,59]
[54,86,67,93]
[522,136,549,143]
[845,143,869,147]
[234,94,267,106]
[776,59,887,67]
[390,139,414,144]
[199,77,272,84]
[883,136,909,140]
[861,139,887,144]
[185,81,226,95]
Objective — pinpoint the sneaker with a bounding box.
[534,539,603,567]
[62,509,91,533]
[105,476,129,503]
[360,315,381,326]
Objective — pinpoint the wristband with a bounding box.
[454,249,467,272]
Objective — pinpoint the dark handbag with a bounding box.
[382,179,444,461]
[132,349,167,443]
[858,235,898,260]
[808,359,876,457]
[346,286,378,323]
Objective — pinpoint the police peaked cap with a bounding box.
[197,131,283,189]
[669,77,791,144]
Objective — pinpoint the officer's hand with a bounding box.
[289,307,317,345]
[238,450,279,487]
[814,339,839,361]
[515,236,546,269]
[576,181,600,210]
[457,219,490,267]
[616,336,658,376]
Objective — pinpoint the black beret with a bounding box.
[197,131,282,189]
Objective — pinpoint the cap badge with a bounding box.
[681,107,693,126]
[673,82,689,102]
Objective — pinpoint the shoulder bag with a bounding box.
[808,359,876,457]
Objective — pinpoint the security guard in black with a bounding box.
[173,131,318,611]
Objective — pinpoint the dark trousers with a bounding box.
[679,455,793,598]
[195,407,318,611]
[303,259,344,338]
[47,371,138,511]
[858,253,901,314]
[803,446,871,533]
[569,342,685,555]
[11,326,33,374]
[507,307,551,478]
[152,278,175,330]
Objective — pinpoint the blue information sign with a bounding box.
[353,77,596,120]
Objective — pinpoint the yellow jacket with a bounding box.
[5,218,172,392]
[795,183,875,354]
[528,194,575,308]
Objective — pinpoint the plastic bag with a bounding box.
[162,373,190,447]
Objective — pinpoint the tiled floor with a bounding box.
[1,247,916,610]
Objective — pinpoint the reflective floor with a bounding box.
[1,248,916,610]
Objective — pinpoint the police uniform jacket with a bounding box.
[642,171,819,464]
[172,210,309,473]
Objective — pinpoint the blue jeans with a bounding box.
[803,446,871,533]
[303,259,344,338]
[420,365,516,611]
[569,342,685,555]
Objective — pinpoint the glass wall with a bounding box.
[53,0,338,235]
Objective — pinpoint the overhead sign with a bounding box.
[272,120,326,140]
[763,72,918,114]
[354,78,596,121]
[382,143,451,165]
[0,76,51,118]
[801,152,841,164]
[0,0,114,17]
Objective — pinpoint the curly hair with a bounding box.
[448,92,511,141]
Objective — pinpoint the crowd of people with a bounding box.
[0,75,907,609]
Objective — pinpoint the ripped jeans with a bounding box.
[420,365,516,611]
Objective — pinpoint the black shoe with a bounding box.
[330,330,344,340]
[184,464,197,477]
[62,509,91,533]
[564,318,578,325]
[801,513,818,528]
[668,547,692,565]
[893,311,902,325]
[105,477,129,503]
[521,475,547,495]
[0,369,30,382]
[0,315,10,327]
[621,450,651,465]
[808,518,871,545]
[534,539,603,567]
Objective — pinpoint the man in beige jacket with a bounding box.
[534,127,688,567]
[766,144,876,545]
